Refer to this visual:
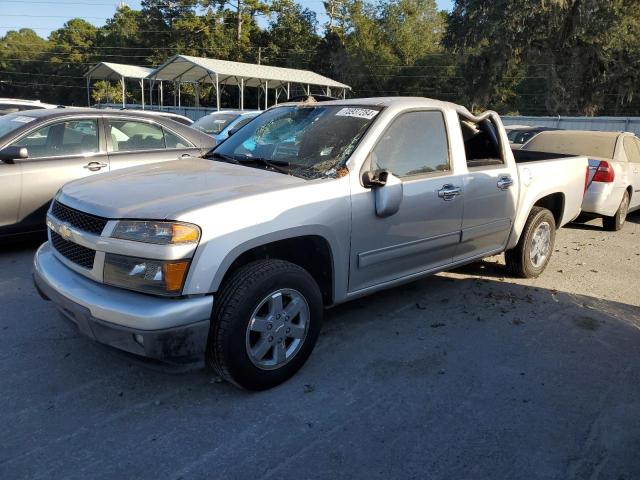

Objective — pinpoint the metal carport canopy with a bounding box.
[84,62,154,81]
[84,62,155,108]
[147,55,351,90]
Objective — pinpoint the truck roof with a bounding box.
[280,96,467,113]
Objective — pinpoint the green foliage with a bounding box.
[2,0,640,115]
[91,80,124,104]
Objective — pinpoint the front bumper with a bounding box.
[33,242,213,363]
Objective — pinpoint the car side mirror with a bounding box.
[362,170,403,217]
[0,146,28,163]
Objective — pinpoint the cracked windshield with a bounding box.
[206,105,381,179]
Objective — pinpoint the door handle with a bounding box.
[180,153,193,158]
[83,161,108,172]
[438,184,461,201]
[497,175,514,190]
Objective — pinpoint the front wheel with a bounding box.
[505,206,556,278]
[206,259,323,390]
[603,191,629,231]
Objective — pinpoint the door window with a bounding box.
[164,129,191,149]
[11,119,99,158]
[371,111,450,178]
[107,120,166,152]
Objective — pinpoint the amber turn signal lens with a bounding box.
[171,224,200,244]
[162,260,190,292]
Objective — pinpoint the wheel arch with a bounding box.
[532,192,565,229]
[209,229,338,306]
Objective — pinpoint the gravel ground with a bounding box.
[1,212,639,480]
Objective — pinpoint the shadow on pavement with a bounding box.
[3,264,640,480]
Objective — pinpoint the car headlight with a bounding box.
[103,253,190,296]
[111,221,200,245]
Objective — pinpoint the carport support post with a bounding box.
[342,88,346,99]
[159,81,164,107]
[286,82,290,99]
[264,80,268,110]
[239,78,244,111]
[121,76,126,108]
[86,76,91,107]
[216,73,220,111]
[140,79,145,109]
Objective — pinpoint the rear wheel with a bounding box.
[505,206,556,278]
[206,259,323,390]
[603,191,629,231]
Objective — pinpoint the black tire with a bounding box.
[505,206,556,278]
[602,191,629,231]
[206,259,323,390]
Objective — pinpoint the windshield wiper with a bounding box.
[204,151,241,164]
[239,157,291,174]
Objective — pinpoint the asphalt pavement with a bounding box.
[1,212,639,480]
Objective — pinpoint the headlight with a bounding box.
[111,221,200,245]
[103,253,190,296]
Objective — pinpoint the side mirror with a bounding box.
[0,146,28,164]
[362,170,403,217]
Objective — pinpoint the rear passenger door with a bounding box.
[7,117,107,228]
[104,117,201,170]
[454,119,518,262]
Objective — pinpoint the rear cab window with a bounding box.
[458,114,505,168]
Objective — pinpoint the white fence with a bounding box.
[502,116,640,136]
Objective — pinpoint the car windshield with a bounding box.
[193,113,240,135]
[205,105,381,179]
[0,113,38,138]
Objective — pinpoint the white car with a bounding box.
[0,98,57,116]
[523,130,640,230]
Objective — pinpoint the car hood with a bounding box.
[57,158,306,220]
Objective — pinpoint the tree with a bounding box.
[263,0,319,68]
[445,0,640,115]
[91,80,124,104]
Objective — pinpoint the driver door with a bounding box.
[349,110,464,292]
[8,117,107,230]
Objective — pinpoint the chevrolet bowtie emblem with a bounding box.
[58,223,73,240]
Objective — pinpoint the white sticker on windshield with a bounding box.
[12,116,36,124]
[335,108,379,120]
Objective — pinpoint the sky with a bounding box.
[0,0,455,38]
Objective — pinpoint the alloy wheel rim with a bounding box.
[529,221,551,268]
[245,288,310,370]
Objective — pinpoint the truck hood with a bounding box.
[57,158,306,220]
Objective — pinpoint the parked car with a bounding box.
[506,126,560,149]
[34,97,588,390]
[0,98,57,116]
[0,108,215,239]
[192,110,260,143]
[522,130,640,230]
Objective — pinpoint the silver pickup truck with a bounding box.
[34,98,588,390]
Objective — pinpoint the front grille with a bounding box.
[51,201,108,235]
[50,231,96,269]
